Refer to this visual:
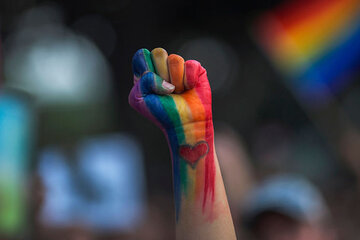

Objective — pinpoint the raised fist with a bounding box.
[129,48,216,219]
[128,48,237,240]
[129,48,212,133]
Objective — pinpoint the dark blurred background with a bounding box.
[0,0,360,239]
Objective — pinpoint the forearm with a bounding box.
[129,47,236,239]
[165,122,236,240]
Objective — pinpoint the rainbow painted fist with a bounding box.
[129,48,212,132]
[129,48,215,218]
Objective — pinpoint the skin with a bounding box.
[129,48,236,240]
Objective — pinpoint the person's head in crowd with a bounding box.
[242,174,337,240]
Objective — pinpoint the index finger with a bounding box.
[132,48,155,83]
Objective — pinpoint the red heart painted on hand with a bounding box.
[179,141,209,168]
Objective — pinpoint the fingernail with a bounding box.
[162,81,175,91]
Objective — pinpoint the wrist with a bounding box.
[163,120,214,147]
[162,120,216,220]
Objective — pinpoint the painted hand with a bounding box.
[129,48,215,220]
[129,48,212,132]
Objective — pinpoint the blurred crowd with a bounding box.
[0,0,360,239]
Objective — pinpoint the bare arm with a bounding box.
[129,47,236,240]
[174,139,236,240]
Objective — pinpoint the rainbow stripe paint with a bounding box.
[255,0,360,105]
[129,48,216,220]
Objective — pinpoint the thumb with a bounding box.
[140,72,175,95]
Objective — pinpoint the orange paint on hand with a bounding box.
[168,54,185,93]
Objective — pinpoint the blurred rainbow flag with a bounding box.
[255,0,360,106]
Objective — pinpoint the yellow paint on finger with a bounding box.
[151,48,170,81]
